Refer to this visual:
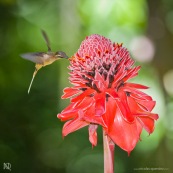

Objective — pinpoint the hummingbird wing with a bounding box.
[41,30,51,52]
[20,52,46,64]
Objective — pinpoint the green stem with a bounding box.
[103,129,115,173]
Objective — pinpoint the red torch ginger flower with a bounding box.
[57,34,159,154]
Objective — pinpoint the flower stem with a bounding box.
[103,129,115,173]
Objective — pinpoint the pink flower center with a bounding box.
[69,34,135,93]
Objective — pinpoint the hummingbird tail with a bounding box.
[27,64,42,94]
[28,70,37,94]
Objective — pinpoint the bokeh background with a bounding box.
[0,0,173,172]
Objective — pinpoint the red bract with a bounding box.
[57,34,159,154]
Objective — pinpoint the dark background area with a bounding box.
[0,0,173,172]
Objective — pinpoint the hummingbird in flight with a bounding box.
[21,30,69,94]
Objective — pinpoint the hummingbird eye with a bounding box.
[55,51,69,59]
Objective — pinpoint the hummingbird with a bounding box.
[21,30,68,94]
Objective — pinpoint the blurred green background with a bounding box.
[0,0,173,172]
